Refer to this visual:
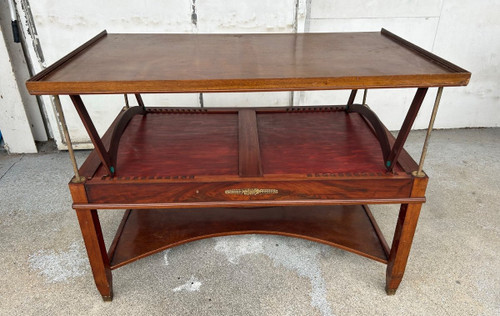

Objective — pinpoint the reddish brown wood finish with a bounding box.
[386,176,428,294]
[78,107,127,179]
[108,106,145,172]
[109,205,388,269]
[92,108,405,178]
[84,178,415,205]
[346,104,391,164]
[72,105,433,299]
[383,126,419,173]
[80,104,413,188]
[381,29,467,74]
[364,205,390,258]
[386,88,428,171]
[257,110,402,174]
[386,203,422,294]
[72,198,426,211]
[25,30,472,300]
[80,107,418,209]
[70,95,113,175]
[27,30,107,84]
[70,105,432,299]
[238,110,262,177]
[107,209,131,263]
[69,182,112,301]
[76,209,113,301]
[26,31,470,95]
[103,112,238,177]
[68,181,87,202]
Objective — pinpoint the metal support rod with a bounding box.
[414,87,444,177]
[124,94,129,109]
[362,89,368,105]
[53,95,85,182]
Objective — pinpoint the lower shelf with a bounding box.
[108,205,390,269]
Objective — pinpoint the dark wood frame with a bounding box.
[27,29,470,301]
[68,102,428,301]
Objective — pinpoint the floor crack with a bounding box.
[0,155,24,182]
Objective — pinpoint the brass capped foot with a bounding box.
[386,287,397,295]
[102,294,113,302]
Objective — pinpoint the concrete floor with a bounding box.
[0,129,498,315]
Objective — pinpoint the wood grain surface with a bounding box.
[84,178,414,205]
[258,110,399,174]
[28,27,470,299]
[26,31,470,94]
[238,109,262,177]
[109,205,389,269]
[93,108,403,178]
[99,111,239,177]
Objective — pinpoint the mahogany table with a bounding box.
[26,29,470,301]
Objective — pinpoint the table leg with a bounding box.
[386,203,422,294]
[76,209,113,301]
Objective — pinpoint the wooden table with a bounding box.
[27,29,470,301]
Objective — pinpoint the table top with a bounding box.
[27,29,470,95]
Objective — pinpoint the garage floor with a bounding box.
[0,129,498,315]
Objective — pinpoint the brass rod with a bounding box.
[124,94,130,109]
[53,95,84,182]
[415,87,444,177]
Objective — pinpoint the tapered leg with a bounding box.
[386,203,422,295]
[76,209,113,301]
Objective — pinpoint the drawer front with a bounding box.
[85,179,413,204]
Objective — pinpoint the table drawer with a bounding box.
[85,179,414,205]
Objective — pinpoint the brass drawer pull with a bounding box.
[225,188,278,196]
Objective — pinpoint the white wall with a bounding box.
[7,0,499,150]
[302,0,500,130]
[0,0,48,154]
[0,24,37,153]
